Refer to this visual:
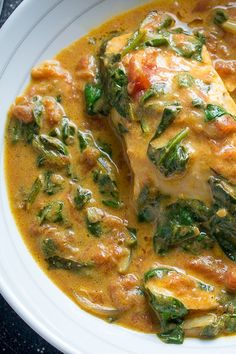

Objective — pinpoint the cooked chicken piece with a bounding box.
[145,267,218,311]
[103,11,236,206]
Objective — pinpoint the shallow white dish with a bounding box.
[1,0,236,353]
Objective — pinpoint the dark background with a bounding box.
[0,1,61,353]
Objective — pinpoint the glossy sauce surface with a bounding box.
[5,0,236,341]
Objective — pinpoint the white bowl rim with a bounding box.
[1,1,236,353]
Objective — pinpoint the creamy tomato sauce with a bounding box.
[5,0,236,344]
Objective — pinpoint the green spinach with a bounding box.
[137,185,162,223]
[171,32,205,62]
[107,67,130,118]
[32,96,44,127]
[211,213,236,261]
[61,117,76,145]
[43,171,64,195]
[148,128,189,177]
[41,238,58,258]
[192,97,204,108]
[33,134,70,167]
[8,118,39,145]
[25,176,43,209]
[153,199,212,254]
[86,207,103,237]
[152,104,182,139]
[214,9,228,25]
[93,170,121,209]
[141,83,166,104]
[84,83,106,116]
[144,268,188,344]
[209,174,236,261]
[38,201,64,225]
[177,73,194,88]
[121,31,146,57]
[204,104,234,122]
[209,175,236,214]
[74,186,92,210]
[47,256,93,272]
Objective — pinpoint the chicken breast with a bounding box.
[102,11,236,206]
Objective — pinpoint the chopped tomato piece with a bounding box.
[127,54,151,96]
[225,268,236,291]
[214,115,236,136]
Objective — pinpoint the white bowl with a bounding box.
[0,1,236,353]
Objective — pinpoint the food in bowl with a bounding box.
[5,0,236,345]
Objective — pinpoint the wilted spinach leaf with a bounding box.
[137,185,162,223]
[204,104,234,122]
[153,199,212,255]
[47,256,92,272]
[38,201,64,225]
[152,104,182,139]
[214,9,228,25]
[74,186,92,210]
[84,83,104,116]
[148,128,189,177]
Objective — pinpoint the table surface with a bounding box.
[0,1,61,353]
